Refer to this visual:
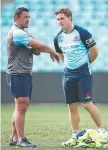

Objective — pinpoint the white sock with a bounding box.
[72,131,79,139]
[13,138,17,141]
[11,137,17,141]
[18,138,23,142]
[98,125,105,132]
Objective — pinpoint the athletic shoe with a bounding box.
[98,130,108,140]
[76,130,86,139]
[17,137,36,148]
[9,139,17,146]
[62,137,78,147]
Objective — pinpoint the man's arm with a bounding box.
[28,39,55,53]
[77,27,98,63]
[28,39,60,63]
[31,48,41,56]
[89,45,99,63]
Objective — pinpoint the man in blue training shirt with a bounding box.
[6,7,60,148]
[54,7,108,147]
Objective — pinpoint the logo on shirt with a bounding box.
[61,44,80,51]
[86,37,94,45]
[73,36,79,41]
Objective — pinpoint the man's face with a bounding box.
[56,13,72,30]
[17,11,30,28]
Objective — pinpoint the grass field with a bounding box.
[1,104,108,150]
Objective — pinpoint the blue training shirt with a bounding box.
[54,25,96,70]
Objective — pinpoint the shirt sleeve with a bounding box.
[80,28,96,49]
[13,29,33,46]
[54,37,63,53]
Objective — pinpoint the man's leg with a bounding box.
[81,101,102,128]
[62,69,81,146]
[14,97,36,148]
[9,97,29,146]
[81,102,108,139]
[62,103,80,147]
[78,70,102,127]
[68,102,80,131]
[12,110,18,140]
[9,110,18,146]
[14,97,29,139]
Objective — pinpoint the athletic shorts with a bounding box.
[62,63,93,104]
[6,73,32,100]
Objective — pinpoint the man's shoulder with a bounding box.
[74,25,90,34]
[12,26,27,39]
[10,25,22,32]
[14,27,25,34]
[54,30,63,40]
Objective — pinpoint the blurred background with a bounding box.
[1,0,108,103]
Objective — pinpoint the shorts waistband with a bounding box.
[65,63,88,73]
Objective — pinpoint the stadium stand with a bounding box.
[1,0,108,72]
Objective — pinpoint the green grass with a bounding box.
[1,104,108,150]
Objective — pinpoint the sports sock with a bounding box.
[13,139,17,141]
[11,137,17,141]
[72,131,80,139]
[98,125,106,132]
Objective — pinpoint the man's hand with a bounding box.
[50,52,60,63]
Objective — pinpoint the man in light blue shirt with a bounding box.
[54,7,108,147]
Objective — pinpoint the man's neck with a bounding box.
[14,22,24,30]
[63,24,74,34]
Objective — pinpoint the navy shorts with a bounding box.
[6,73,32,99]
[62,63,93,104]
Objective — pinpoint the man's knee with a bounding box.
[81,101,92,110]
[68,103,78,112]
[15,97,30,113]
[17,104,29,114]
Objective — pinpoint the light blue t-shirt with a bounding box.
[54,25,96,70]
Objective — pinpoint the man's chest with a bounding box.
[58,31,82,52]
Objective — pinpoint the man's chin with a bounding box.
[24,25,28,28]
[61,27,65,30]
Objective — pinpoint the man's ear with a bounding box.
[14,15,20,21]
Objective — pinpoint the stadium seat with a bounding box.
[1,0,108,72]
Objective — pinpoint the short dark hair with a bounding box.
[55,7,72,20]
[14,7,29,19]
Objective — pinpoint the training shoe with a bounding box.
[9,139,17,146]
[17,137,36,148]
[98,130,108,140]
[62,137,78,147]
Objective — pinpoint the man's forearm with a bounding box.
[28,39,55,54]
[89,46,99,63]
[37,45,55,54]
[89,53,98,63]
